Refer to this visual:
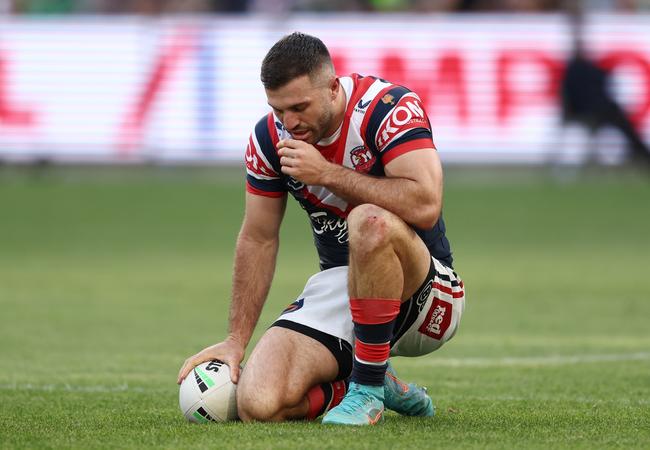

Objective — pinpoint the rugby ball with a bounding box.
[179,360,238,422]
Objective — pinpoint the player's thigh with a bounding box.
[347,203,432,300]
[237,326,338,409]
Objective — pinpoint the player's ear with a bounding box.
[330,77,339,100]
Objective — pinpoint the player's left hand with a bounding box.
[277,139,334,186]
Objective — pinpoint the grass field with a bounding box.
[1,165,649,449]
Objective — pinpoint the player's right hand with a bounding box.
[177,336,245,385]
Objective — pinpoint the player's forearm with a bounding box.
[227,232,279,348]
[321,164,440,229]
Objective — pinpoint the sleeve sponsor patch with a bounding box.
[375,93,431,152]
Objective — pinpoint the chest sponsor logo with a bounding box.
[350,145,376,173]
[377,97,428,151]
[418,297,452,340]
[310,211,348,244]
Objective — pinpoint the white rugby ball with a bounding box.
[179,360,238,423]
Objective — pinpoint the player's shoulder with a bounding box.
[250,112,288,157]
[346,74,417,121]
[246,113,283,177]
[351,75,427,149]
[366,81,417,121]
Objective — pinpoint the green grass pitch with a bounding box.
[1,165,649,449]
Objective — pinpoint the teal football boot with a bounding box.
[383,361,435,417]
[321,382,384,426]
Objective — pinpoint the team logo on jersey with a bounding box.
[418,297,452,340]
[381,94,395,105]
[281,298,304,314]
[415,279,433,312]
[376,95,428,151]
[350,145,376,173]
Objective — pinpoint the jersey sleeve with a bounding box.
[245,114,287,198]
[364,86,436,165]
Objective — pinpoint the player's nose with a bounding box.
[283,112,300,131]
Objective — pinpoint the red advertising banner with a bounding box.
[0,14,648,164]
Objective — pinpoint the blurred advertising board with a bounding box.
[0,14,648,164]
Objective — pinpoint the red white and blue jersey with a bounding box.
[245,73,453,270]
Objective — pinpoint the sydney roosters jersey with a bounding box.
[245,73,453,270]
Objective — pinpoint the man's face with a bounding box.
[265,73,338,145]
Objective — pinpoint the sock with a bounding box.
[349,297,401,386]
[305,379,348,420]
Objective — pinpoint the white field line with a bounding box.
[450,395,650,406]
[409,351,650,368]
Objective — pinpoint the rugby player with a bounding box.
[178,32,465,426]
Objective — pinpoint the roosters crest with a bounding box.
[350,146,376,173]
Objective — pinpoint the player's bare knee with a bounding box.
[348,204,393,254]
[237,381,277,422]
[236,377,298,422]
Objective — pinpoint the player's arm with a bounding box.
[228,192,286,351]
[324,149,442,229]
[178,192,286,384]
[279,141,442,229]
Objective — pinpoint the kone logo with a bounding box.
[377,95,427,150]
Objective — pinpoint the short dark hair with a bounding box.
[261,32,333,90]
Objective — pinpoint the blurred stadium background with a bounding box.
[0,0,649,164]
[1,1,649,448]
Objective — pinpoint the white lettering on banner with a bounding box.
[0,16,649,163]
[309,212,348,243]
